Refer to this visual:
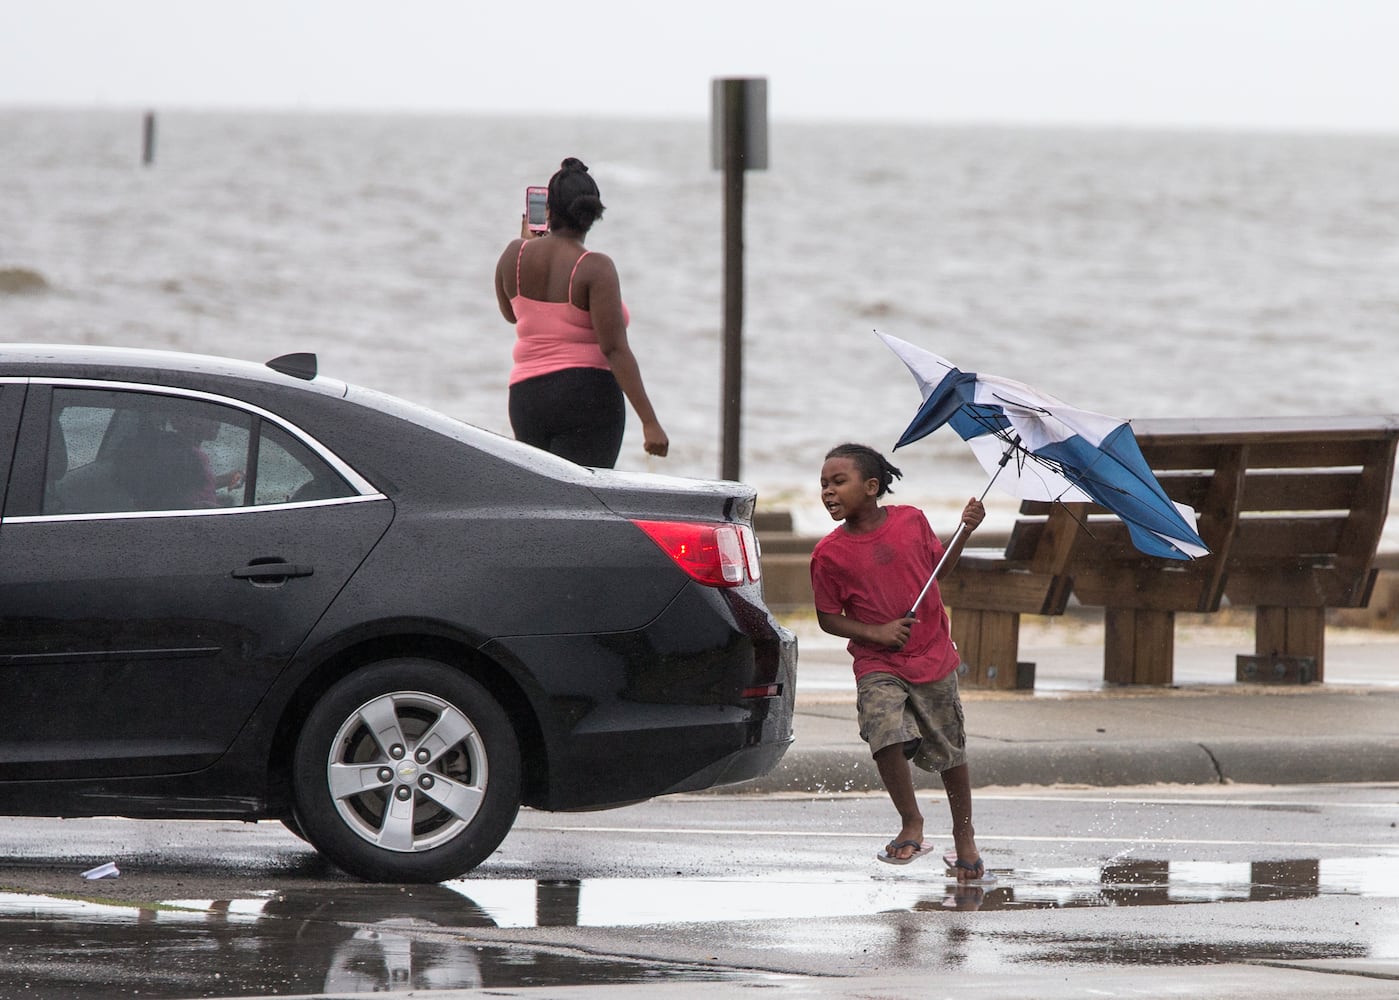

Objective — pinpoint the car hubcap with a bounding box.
[327,690,488,853]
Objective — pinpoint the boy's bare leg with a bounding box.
[941,763,982,880]
[873,742,924,860]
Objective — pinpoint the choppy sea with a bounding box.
[4,109,1398,540]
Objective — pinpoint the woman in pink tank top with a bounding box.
[493,157,669,468]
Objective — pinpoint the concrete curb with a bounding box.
[716,736,1399,793]
[1206,736,1399,785]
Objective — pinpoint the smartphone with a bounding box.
[525,186,549,234]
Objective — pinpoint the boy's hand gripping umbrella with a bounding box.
[877,332,1210,616]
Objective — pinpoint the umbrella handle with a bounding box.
[907,521,967,617]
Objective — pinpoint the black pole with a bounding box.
[720,82,745,482]
[142,111,156,166]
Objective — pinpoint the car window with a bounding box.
[44,389,251,515]
[254,422,355,505]
[42,388,353,515]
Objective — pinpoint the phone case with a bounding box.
[526,186,549,233]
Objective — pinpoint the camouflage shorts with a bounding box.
[855,670,967,773]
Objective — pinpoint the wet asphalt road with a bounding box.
[0,783,1396,998]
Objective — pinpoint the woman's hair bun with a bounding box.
[547,156,604,232]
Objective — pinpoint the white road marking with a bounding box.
[522,825,1392,851]
[666,788,1399,809]
[972,792,1399,809]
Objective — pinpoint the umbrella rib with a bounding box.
[986,390,1051,415]
[1051,496,1097,539]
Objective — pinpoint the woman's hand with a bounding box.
[642,420,669,457]
[518,214,544,240]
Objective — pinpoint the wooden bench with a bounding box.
[944,415,1399,688]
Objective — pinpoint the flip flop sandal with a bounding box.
[877,839,932,865]
[947,856,999,884]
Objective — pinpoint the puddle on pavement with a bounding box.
[465,856,1397,923]
[0,884,759,999]
[0,857,1394,996]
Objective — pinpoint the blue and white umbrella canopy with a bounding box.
[878,332,1209,561]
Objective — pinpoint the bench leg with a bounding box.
[1104,608,1176,685]
[950,608,1022,690]
[1254,605,1325,681]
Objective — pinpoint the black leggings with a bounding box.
[509,367,626,468]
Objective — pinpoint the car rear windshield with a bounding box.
[343,384,596,481]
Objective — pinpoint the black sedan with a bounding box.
[0,345,796,882]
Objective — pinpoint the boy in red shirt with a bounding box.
[810,443,992,881]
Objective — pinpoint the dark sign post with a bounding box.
[142,111,157,166]
[711,77,768,482]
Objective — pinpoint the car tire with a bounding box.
[291,658,522,883]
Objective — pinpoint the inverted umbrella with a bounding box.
[876,332,1209,612]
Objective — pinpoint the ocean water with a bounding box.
[4,109,1399,539]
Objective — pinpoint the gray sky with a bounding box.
[5,0,1399,131]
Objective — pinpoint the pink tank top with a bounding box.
[509,243,630,385]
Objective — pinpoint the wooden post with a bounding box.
[1255,604,1326,680]
[951,608,1022,690]
[142,111,157,166]
[1104,607,1176,685]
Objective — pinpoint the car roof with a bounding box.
[0,342,613,484]
[0,343,723,499]
[0,343,349,398]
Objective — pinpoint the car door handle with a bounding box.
[232,562,314,581]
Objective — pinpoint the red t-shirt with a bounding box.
[810,504,960,684]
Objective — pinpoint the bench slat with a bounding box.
[1155,470,1366,512]
[1229,517,1344,557]
[1142,438,1390,470]
[941,568,1073,616]
[1072,565,1225,613]
[1132,414,1399,443]
[1226,567,1374,608]
[1239,472,1367,511]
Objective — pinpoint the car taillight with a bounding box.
[633,520,760,587]
[738,524,762,582]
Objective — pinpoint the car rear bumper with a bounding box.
[486,588,798,811]
[659,733,794,796]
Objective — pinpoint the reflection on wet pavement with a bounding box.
[0,857,1394,996]
[448,856,1398,924]
[0,884,755,998]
